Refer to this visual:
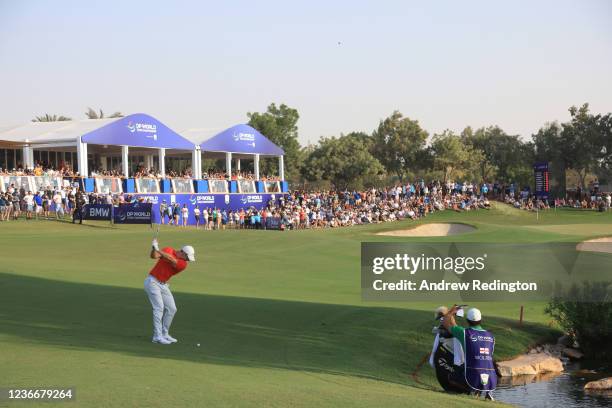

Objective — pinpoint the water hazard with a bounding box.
[494,362,611,408]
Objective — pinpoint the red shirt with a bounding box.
[149,247,188,283]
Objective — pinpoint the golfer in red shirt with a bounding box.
[144,239,195,344]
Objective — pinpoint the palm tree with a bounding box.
[85,107,123,119]
[32,114,72,122]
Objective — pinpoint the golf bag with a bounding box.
[430,325,470,393]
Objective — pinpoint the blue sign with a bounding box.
[114,202,153,224]
[81,113,195,150]
[200,124,284,155]
[83,204,113,220]
[131,193,285,225]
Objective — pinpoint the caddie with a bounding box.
[442,306,497,399]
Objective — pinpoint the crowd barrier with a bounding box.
[141,192,283,225]
[81,201,286,228]
[0,176,289,195]
[81,195,282,226]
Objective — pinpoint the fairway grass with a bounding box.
[1,205,610,407]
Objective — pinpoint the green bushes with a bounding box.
[545,282,612,360]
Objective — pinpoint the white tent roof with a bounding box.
[180,127,225,145]
[0,118,116,145]
[0,120,240,150]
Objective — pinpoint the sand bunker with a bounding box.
[377,223,475,237]
[576,237,612,254]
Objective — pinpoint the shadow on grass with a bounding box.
[0,272,555,388]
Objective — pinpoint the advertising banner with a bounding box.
[83,204,113,220]
[113,202,152,224]
[134,193,285,225]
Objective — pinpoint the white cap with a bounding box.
[182,245,195,262]
[466,308,482,322]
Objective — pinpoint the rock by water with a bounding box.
[497,353,564,376]
[584,377,612,390]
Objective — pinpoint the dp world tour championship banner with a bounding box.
[83,203,153,224]
[132,193,285,225]
[113,202,153,224]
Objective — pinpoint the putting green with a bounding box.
[0,205,610,407]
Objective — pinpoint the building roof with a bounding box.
[0,114,195,150]
[199,124,284,156]
[0,118,116,144]
[0,116,284,156]
[80,113,194,150]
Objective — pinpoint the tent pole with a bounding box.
[82,142,88,177]
[22,145,34,170]
[159,148,166,177]
[197,148,202,179]
[254,154,260,180]
[279,155,284,180]
[192,148,202,179]
[226,152,232,179]
[121,145,129,178]
[77,137,89,177]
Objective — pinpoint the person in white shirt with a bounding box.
[53,191,64,219]
[181,204,189,227]
[202,208,209,230]
[60,188,67,212]
[193,206,201,229]
[24,191,34,219]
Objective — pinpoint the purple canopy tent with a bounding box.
[199,124,285,180]
[77,113,197,178]
[81,113,194,150]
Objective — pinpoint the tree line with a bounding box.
[30,102,611,192]
[247,103,612,192]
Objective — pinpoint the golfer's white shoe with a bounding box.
[163,334,178,343]
[152,336,172,345]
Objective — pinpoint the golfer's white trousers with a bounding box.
[144,275,177,338]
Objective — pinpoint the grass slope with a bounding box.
[0,205,610,407]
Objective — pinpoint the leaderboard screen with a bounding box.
[533,162,549,199]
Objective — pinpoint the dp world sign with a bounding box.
[127,121,158,141]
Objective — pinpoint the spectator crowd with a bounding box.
[2,164,610,228]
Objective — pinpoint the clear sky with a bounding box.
[0,0,610,144]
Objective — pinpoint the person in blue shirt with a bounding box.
[34,192,43,220]
[221,210,228,230]
[0,194,6,221]
[254,211,262,229]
